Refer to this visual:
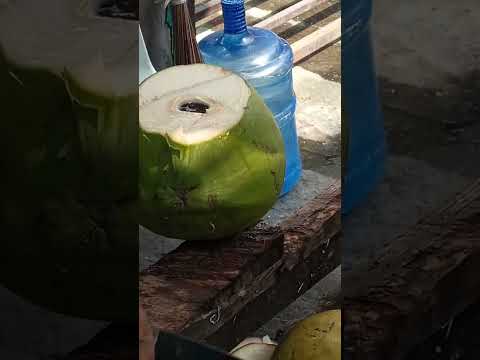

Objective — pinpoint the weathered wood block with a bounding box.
[344,180,480,359]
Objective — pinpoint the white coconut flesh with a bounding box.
[0,0,137,97]
[139,64,251,145]
[231,343,277,360]
[231,336,277,354]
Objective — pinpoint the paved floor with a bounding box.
[373,0,480,91]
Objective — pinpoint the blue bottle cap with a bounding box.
[221,0,248,35]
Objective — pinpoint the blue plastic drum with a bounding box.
[342,0,386,214]
[199,0,302,196]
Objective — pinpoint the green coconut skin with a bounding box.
[64,71,138,203]
[0,55,138,321]
[0,55,82,194]
[272,310,341,360]
[138,87,286,240]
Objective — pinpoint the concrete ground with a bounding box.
[369,0,480,357]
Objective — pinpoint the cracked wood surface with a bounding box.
[343,179,480,360]
[64,181,340,359]
[140,181,340,341]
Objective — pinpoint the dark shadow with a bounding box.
[379,70,480,178]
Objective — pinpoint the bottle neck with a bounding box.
[221,0,248,35]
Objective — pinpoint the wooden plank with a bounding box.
[195,0,221,21]
[194,0,261,23]
[206,234,341,350]
[65,182,340,358]
[140,226,285,334]
[194,0,341,60]
[255,0,330,30]
[343,179,480,359]
[140,181,341,341]
[189,183,341,347]
[65,181,341,358]
[292,17,341,64]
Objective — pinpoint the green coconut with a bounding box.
[63,47,138,202]
[0,1,138,320]
[138,64,285,240]
[272,310,341,360]
[1,1,138,201]
[231,343,277,360]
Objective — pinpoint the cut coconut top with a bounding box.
[230,343,277,360]
[0,0,137,97]
[231,336,277,354]
[66,38,138,98]
[139,64,251,145]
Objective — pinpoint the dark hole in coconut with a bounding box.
[178,101,210,114]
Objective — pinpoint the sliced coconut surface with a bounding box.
[231,336,277,354]
[65,40,137,99]
[231,343,277,360]
[139,64,251,145]
[0,0,137,97]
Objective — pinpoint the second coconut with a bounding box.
[138,64,285,240]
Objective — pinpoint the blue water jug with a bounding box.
[342,0,386,214]
[198,0,302,196]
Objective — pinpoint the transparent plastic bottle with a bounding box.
[198,0,302,196]
[139,26,156,84]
